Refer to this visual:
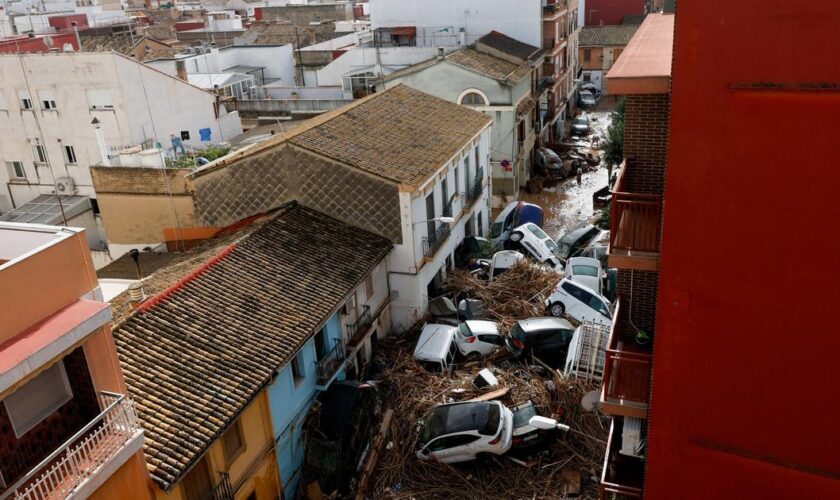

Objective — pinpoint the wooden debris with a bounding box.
[355,408,393,500]
[468,387,509,402]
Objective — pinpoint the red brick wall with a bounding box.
[617,268,659,335]
[623,94,671,194]
[0,348,100,489]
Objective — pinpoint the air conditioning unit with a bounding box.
[55,177,76,195]
[620,417,644,457]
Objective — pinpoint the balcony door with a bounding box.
[425,192,435,241]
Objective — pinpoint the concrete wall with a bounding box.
[0,52,241,210]
[236,98,350,114]
[148,46,296,84]
[370,0,543,48]
[315,46,441,87]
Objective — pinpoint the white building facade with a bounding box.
[0,51,242,214]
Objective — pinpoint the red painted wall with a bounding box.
[48,14,89,30]
[647,1,840,498]
[174,20,205,32]
[0,33,79,53]
[584,0,645,26]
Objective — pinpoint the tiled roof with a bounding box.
[97,252,181,280]
[446,47,531,83]
[289,85,492,187]
[476,31,541,61]
[111,203,391,490]
[579,24,640,47]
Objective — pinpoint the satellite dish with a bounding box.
[581,390,600,412]
[43,35,54,48]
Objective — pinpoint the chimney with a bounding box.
[127,282,145,305]
[175,59,188,81]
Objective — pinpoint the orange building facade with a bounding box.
[0,222,150,499]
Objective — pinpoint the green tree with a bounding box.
[604,97,626,166]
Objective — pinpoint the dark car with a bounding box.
[557,224,602,263]
[578,89,597,108]
[579,82,602,100]
[570,115,591,136]
[505,317,576,367]
[535,147,572,179]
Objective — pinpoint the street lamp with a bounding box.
[414,216,455,225]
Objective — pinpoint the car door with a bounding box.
[563,282,591,321]
[587,294,613,324]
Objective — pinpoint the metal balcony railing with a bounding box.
[316,338,347,384]
[207,472,233,500]
[610,165,663,254]
[346,305,372,349]
[442,197,454,218]
[461,168,484,210]
[422,222,451,258]
[599,419,644,499]
[602,300,652,406]
[3,392,140,500]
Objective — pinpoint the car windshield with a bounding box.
[458,323,474,338]
[544,149,561,162]
[572,265,599,277]
[421,403,493,443]
[573,117,588,126]
[510,323,526,340]
[545,239,560,256]
[482,404,501,436]
[557,241,572,260]
[527,224,548,240]
[490,221,504,238]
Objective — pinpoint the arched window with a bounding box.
[460,91,487,106]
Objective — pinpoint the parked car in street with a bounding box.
[455,320,504,360]
[477,250,524,281]
[505,317,576,367]
[578,89,597,108]
[417,401,514,463]
[414,324,458,373]
[490,202,545,246]
[579,82,602,100]
[508,223,564,272]
[565,257,603,294]
[556,224,602,263]
[570,115,591,136]
[545,278,614,325]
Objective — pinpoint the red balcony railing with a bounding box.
[602,300,652,407]
[610,164,663,254]
[599,418,644,499]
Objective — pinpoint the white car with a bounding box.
[417,401,514,463]
[455,321,504,360]
[508,223,564,272]
[565,257,602,294]
[413,324,458,374]
[545,278,613,325]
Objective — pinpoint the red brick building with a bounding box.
[0,33,80,54]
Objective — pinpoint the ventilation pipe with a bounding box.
[127,282,145,305]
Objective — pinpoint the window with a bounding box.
[63,145,77,164]
[18,90,32,110]
[222,418,246,466]
[6,161,25,180]
[291,353,305,383]
[429,434,480,451]
[39,90,57,110]
[454,164,460,193]
[314,329,326,361]
[584,49,591,62]
[32,144,47,164]
[440,177,448,213]
[589,296,611,318]
[4,361,73,438]
[474,146,480,176]
[364,273,375,300]
[583,73,591,82]
[460,92,486,106]
[86,89,114,110]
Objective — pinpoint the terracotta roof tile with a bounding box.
[111,203,391,490]
[446,47,531,83]
[579,24,640,47]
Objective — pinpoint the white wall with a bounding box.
[388,126,492,331]
[314,46,441,87]
[0,52,241,210]
[370,0,543,48]
[148,45,296,85]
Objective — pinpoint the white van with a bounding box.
[545,278,613,325]
[413,323,458,374]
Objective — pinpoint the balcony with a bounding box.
[442,197,454,218]
[460,168,484,210]
[599,418,644,499]
[608,163,663,272]
[542,0,566,19]
[422,221,451,259]
[3,392,143,500]
[346,305,373,350]
[316,338,347,388]
[209,472,233,500]
[600,300,652,419]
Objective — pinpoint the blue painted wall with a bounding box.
[268,312,346,498]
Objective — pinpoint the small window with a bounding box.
[222,418,246,466]
[63,145,77,164]
[454,164,460,193]
[460,92,486,106]
[18,90,32,110]
[39,90,57,110]
[7,161,26,179]
[365,273,375,300]
[4,361,73,438]
[291,353,305,383]
[32,144,47,164]
[584,49,592,62]
[42,99,57,110]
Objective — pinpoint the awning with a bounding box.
[388,26,417,36]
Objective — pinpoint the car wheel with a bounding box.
[509,231,523,243]
[549,302,565,317]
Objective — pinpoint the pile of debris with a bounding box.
[367,264,609,499]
